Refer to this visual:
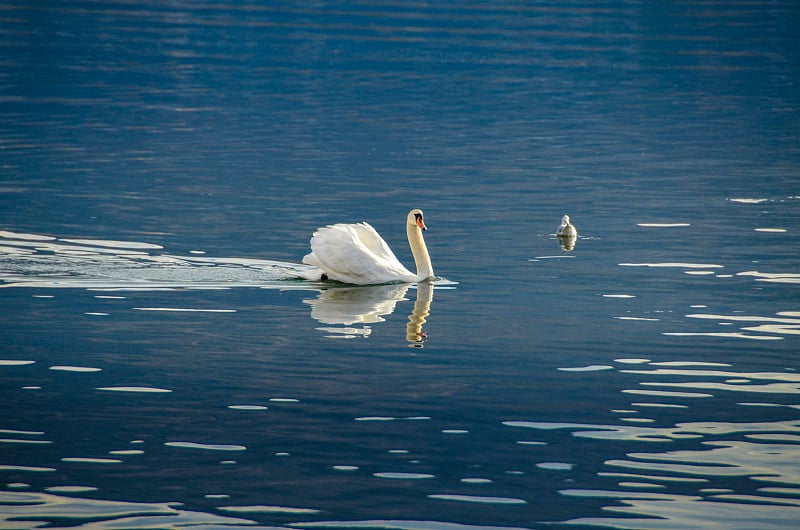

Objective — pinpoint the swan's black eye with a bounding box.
[414,212,427,231]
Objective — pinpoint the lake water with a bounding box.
[2,1,799,529]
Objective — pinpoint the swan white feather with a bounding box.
[302,209,434,285]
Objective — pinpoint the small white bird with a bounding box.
[556,214,577,238]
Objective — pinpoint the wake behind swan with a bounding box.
[0,230,320,290]
[1,209,444,290]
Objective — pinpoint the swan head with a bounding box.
[407,208,427,231]
[561,214,571,225]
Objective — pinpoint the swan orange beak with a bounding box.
[415,214,427,231]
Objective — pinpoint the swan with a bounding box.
[556,214,577,237]
[301,209,435,285]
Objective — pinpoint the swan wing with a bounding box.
[302,222,415,285]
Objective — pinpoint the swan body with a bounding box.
[556,214,577,237]
[302,209,434,285]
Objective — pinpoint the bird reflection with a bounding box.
[303,281,434,346]
[557,234,578,251]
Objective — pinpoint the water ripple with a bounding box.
[504,420,800,443]
[0,491,261,529]
[428,494,527,505]
[294,521,532,530]
[607,440,800,485]
[621,367,800,396]
[663,311,800,340]
[560,489,800,530]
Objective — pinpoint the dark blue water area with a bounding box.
[2,1,800,529]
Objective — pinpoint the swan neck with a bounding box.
[407,224,434,280]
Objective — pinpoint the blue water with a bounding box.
[2,1,799,529]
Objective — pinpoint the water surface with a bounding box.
[2,1,799,529]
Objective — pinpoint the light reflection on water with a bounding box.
[0,491,268,529]
[2,223,800,528]
[2,0,800,528]
[503,350,800,528]
[560,489,800,530]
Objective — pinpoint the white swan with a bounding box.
[556,214,578,237]
[301,209,435,285]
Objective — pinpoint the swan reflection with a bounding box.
[304,281,435,346]
[406,281,433,348]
